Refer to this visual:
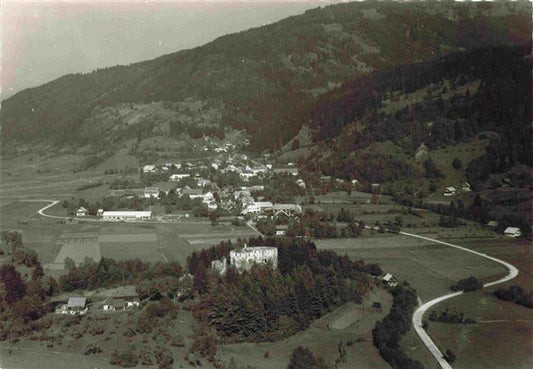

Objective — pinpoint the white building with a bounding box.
[230,246,278,272]
[241,201,273,215]
[56,297,88,315]
[170,173,191,181]
[503,227,522,238]
[443,187,457,196]
[382,273,398,287]
[211,258,228,275]
[76,207,87,217]
[143,165,156,173]
[102,211,152,221]
[273,204,302,216]
[144,187,159,198]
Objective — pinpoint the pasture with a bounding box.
[423,289,533,369]
[315,232,508,302]
[0,200,52,229]
[1,199,261,272]
[219,287,393,369]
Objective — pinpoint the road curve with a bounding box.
[18,199,68,220]
[400,231,519,369]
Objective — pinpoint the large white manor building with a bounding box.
[211,245,278,274]
[230,246,278,271]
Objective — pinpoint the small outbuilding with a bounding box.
[503,227,522,238]
[76,207,87,217]
[382,273,399,288]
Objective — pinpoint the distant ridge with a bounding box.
[1,0,530,151]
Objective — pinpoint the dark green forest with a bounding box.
[188,237,373,342]
[308,45,532,184]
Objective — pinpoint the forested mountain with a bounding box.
[305,44,532,184]
[1,1,530,151]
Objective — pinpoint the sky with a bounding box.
[2,0,344,99]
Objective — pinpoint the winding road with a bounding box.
[25,203,521,368]
[400,231,519,369]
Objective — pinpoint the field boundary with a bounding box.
[400,231,519,369]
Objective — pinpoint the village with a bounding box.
[70,152,524,240]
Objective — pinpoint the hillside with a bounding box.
[1,1,530,152]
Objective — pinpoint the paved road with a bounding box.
[400,231,519,369]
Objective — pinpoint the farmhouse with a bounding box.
[443,187,457,196]
[143,165,156,173]
[76,207,87,217]
[182,188,203,199]
[144,187,160,198]
[102,298,125,311]
[486,220,499,229]
[102,211,152,221]
[56,297,87,315]
[273,203,302,217]
[503,227,522,238]
[382,273,398,287]
[230,245,278,272]
[273,167,298,176]
[241,201,273,215]
[275,224,288,236]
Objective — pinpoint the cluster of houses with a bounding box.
[55,288,141,315]
[443,182,472,197]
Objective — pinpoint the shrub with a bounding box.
[154,346,174,369]
[494,285,533,308]
[110,349,138,367]
[450,276,483,292]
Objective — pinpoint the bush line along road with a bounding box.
[32,201,520,369]
[401,231,519,369]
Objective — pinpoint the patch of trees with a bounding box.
[450,276,483,292]
[423,158,444,180]
[372,284,424,369]
[136,297,179,334]
[286,208,364,239]
[428,308,476,324]
[494,285,533,309]
[76,180,104,191]
[319,152,415,184]
[110,348,139,367]
[1,231,38,267]
[287,346,328,369]
[190,237,373,343]
[0,264,50,340]
[104,167,138,175]
[74,151,113,172]
[259,173,306,203]
[58,257,184,294]
[109,178,138,190]
[438,215,463,228]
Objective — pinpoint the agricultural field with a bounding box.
[315,232,507,301]
[218,288,393,369]
[315,230,531,369]
[1,200,260,273]
[0,200,52,228]
[417,238,533,369]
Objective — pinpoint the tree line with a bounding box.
[188,237,374,343]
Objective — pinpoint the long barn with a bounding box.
[102,211,152,221]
